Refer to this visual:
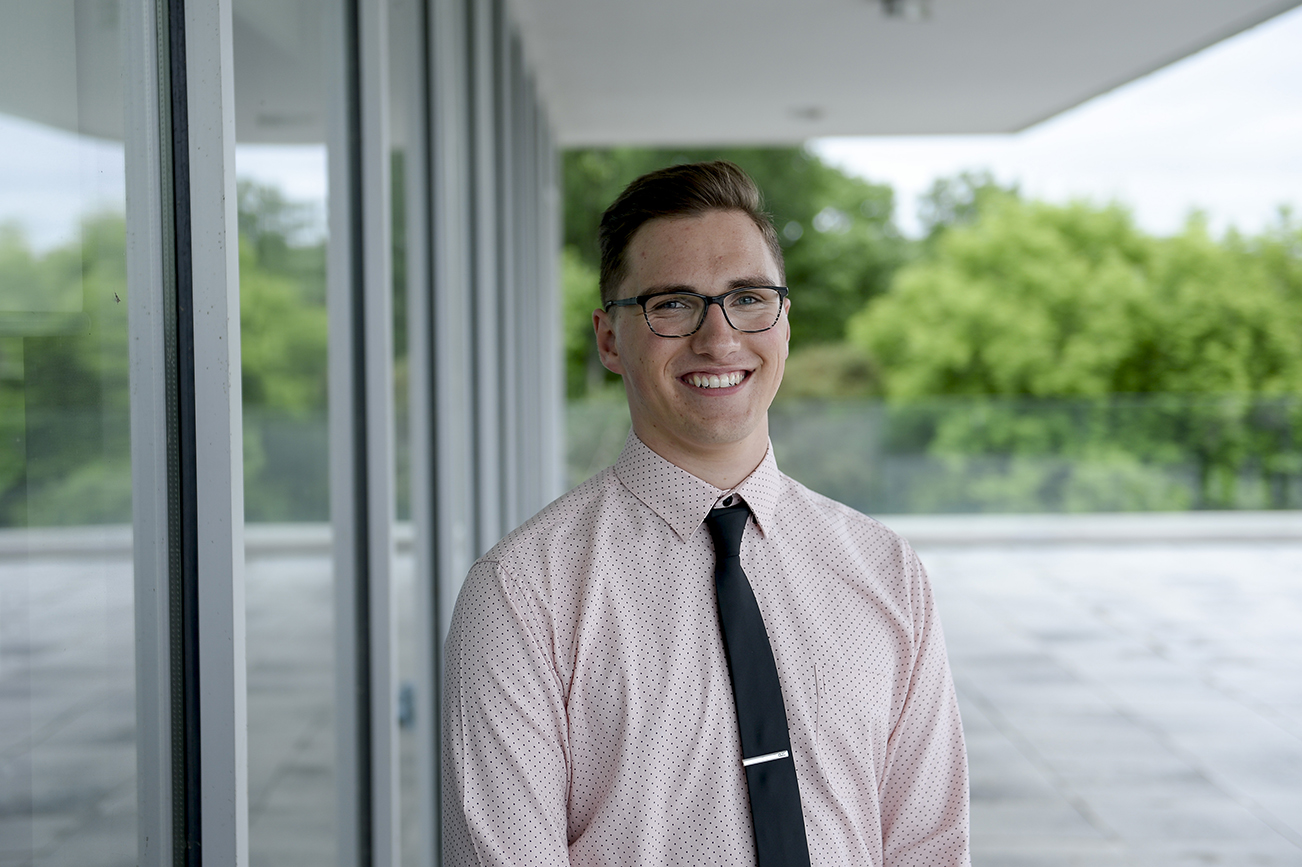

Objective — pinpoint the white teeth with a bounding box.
[688,372,744,388]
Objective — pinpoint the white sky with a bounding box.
[812,5,1302,239]
[0,114,126,251]
[3,5,1300,249]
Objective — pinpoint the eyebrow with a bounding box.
[638,276,779,295]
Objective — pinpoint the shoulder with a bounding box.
[779,471,915,551]
[466,466,636,596]
[487,466,624,556]
[771,471,928,597]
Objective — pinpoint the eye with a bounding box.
[646,294,693,311]
[730,290,764,306]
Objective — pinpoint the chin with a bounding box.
[680,416,764,449]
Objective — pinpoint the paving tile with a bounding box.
[972,799,1110,841]
[971,843,1127,867]
[1088,792,1282,842]
[7,535,1302,864]
[920,538,1302,867]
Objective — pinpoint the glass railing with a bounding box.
[567,394,1302,513]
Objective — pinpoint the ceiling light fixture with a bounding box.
[880,0,931,22]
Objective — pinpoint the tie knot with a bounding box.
[705,502,750,559]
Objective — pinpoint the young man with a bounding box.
[444,162,969,866]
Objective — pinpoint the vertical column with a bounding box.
[328,0,397,863]
[469,0,502,555]
[430,0,476,633]
[125,0,174,861]
[130,0,249,862]
[391,0,440,862]
[183,0,249,860]
[507,32,532,521]
[360,0,400,861]
[538,115,565,503]
[493,0,521,532]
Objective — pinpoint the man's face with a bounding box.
[594,209,790,466]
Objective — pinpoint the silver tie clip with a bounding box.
[741,750,789,767]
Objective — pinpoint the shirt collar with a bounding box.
[613,431,782,543]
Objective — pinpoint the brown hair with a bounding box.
[597,160,784,304]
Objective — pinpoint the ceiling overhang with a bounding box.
[3,1,1297,149]
[508,0,1301,146]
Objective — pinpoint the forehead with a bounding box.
[621,210,779,294]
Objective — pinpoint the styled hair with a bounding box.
[597,160,784,304]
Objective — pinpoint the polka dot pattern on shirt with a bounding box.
[443,432,970,867]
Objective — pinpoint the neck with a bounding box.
[632,421,770,490]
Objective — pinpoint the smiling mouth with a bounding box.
[684,371,746,389]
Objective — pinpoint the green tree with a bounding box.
[236,179,330,522]
[846,189,1302,508]
[916,170,1012,241]
[236,179,328,414]
[0,213,131,526]
[850,193,1302,399]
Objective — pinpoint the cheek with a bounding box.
[619,334,665,382]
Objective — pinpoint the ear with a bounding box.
[594,307,625,375]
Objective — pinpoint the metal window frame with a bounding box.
[125,0,175,860]
[469,0,503,555]
[428,0,478,856]
[512,32,544,518]
[182,2,249,861]
[493,0,521,532]
[536,111,564,504]
[129,0,248,864]
[328,0,400,863]
[388,0,441,862]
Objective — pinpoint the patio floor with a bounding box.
[903,528,1302,866]
[3,516,1301,865]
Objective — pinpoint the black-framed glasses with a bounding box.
[603,286,789,338]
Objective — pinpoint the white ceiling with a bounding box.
[4,0,1297,149]
[507,0,1302,145]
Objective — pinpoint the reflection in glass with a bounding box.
[390,2,422,862]
[233,1,336,863]
[0,1,136,865]
[385,0,427,859]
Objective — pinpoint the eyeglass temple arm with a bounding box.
[602,297,641,311]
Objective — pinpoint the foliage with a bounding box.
[237,179,328,415]
[235,179,330,522]
[846,191,1302,508]
[561,146,907,397]
[774,343,879,402]
[0,213,131,526]
[569,393,1302,512]
[238,234,328,414]
[916,170,1014,242]
[850,193,1302,398]
[0,182,332,526]
[562,245,603,398]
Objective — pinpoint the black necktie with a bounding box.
[705,502,812,867]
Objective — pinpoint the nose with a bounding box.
[689,299,740,355]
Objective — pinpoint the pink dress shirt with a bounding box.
[443,433,969,866]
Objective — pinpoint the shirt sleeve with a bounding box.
[879,548,971,867]
[442,559,572,867]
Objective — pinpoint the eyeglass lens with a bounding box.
[643,288,783,337]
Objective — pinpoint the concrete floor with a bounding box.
[912,538,1302,866]
[2,521,1300,865]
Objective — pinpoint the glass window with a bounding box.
[232,2,336,863]
[389,1,422,860]
[0,1,135,864]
